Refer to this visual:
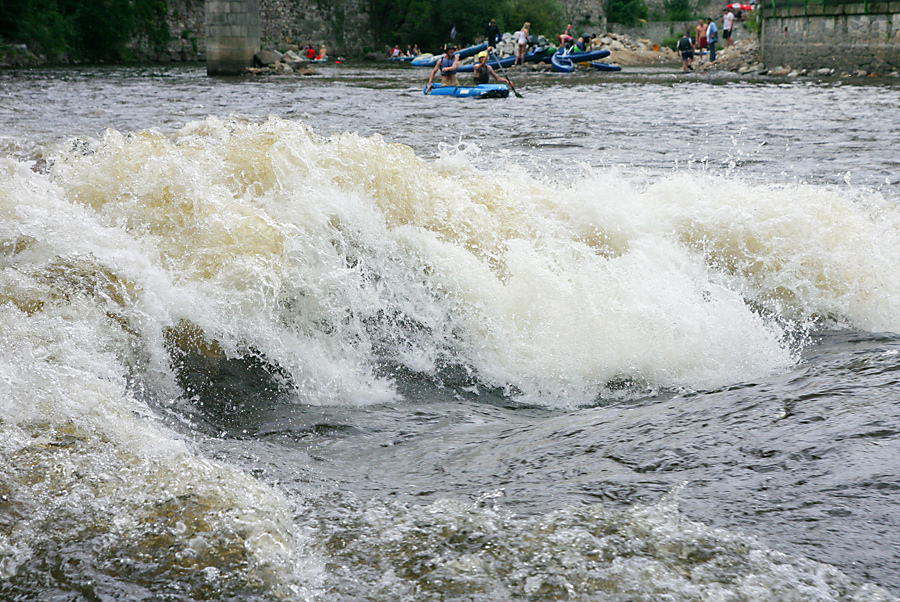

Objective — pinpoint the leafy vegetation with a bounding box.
[661,0,692,21]
[367,0,565,52]
[660,34,680,51]
[743,6,762,35]
[0,0,169,63]
[605,0,649,26]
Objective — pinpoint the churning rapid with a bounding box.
[1,66,900,600]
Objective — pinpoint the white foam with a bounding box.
[8,117,898,406]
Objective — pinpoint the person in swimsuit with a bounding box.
[472,51,510,86]
[425,44,459,93]
[557,24,574,50]
[695,18,707,60]
[515,22,530,65]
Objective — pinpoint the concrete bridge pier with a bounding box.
[206,0,259,75]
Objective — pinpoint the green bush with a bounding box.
[367,0,564,51]
[663,0,692,21]
[660,35,679,51]
[606,0,649,26]
[0,0,169,63]
[743,7,761,36]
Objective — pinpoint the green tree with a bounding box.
[0,0,168,63]
[663,0,692,21]
[367,0,564,52]
[605,0,649,25]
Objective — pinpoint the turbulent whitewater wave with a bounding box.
[1,116,898,599]
[8,116,900,406]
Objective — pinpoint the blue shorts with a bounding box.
[681,50,694,60]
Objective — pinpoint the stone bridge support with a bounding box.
[206,0,260,75]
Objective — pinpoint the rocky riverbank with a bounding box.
[7,31,900,79]
[687,38,900,78]
[0,43,43,68]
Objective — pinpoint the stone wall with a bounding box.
[762,3,900,71]
[258,0,374,54]
[206,0,260,74]
[166,0,207,61]
[127,0,206,62]
[559,0,606,30]
[608,20,752,44]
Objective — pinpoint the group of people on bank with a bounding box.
[303,44,328,61]
[424,18,600,93]
[426,18,540,92]
[676,8,737,72]
[556,26,597,54]
[390,44,422,58]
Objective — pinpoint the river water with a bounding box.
[1,62,899,601]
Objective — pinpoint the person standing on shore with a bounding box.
[515,23,530,65]
[486,19,501,51]
[695,18,707,60]
[706,17,718,62]
[722,8,735,48]
[558,24,574,50]
[677,31,694,71]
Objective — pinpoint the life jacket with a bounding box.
[474,64,490,84]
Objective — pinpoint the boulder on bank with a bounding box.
[254,50,282,66]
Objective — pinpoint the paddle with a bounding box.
[490,50,523,98]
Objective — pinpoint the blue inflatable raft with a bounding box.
[424,83,509,98]
[410,42,489,67]
[591,61,622,72]
[551,48,611,72]
[456,54,516,73]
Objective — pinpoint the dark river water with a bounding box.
[1,62,899,601]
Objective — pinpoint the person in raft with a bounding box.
[425,44,459,93]
[473,50,510,86]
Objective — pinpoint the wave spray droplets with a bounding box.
[2,115,899,599]
[3,116,892,408]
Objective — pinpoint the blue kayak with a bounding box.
[410,42,489,67]
[456,42,489,59]
[410,53,437,67]
[551,48,612,72]
[591,61,622,72]
[388,55,415,62]
[456,54,515,73]
[550,52,574,73]
[424,83,509,98]
[569,49,610,62]
[524,47,550,63]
